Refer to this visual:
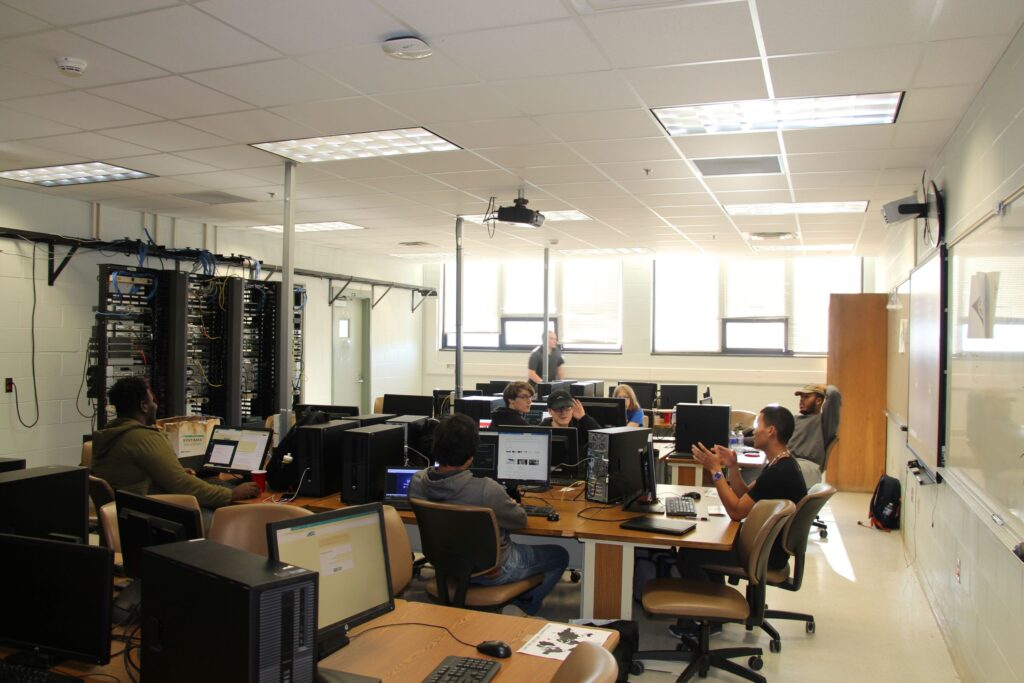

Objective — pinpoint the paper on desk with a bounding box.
[518,622,612,660]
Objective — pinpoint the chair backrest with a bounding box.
[81,440,93,468]
[409,498,501,606]
[735,499,795,587]
[551,643,618,683]
[820,436,839,474]
[382,505,413,596]
[779,484,836,590]
[373,396,384,414]
[208,503,313,556]
[150,494,205,537]
[731,409,758,432]
[99,502,121,554]
[88,476,117,547]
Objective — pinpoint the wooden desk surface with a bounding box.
[321,599,618,682]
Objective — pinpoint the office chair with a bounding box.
[637,499,795,683]
[81,440,93,468]
[730,409,757,433]
[706,484,836,653]
[208,503,312,556]
[88,475,116,546]
[812,438,839,537]
[552,642,618,683]
[382,504,414,596]
[409,498,543,610]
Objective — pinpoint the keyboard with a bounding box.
[523,504,555,517]
[0,660,79,682]
[664,496,698,517]
[422,656,500,683]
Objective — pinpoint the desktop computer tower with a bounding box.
[0,457,26,473]
[341,424,404,504]
[570,380,603,398]
[453,396,503,422]
[586,427,651,504]
[349,413,397,427]
[0,465,88,543]
[142,539,317,683]
[384,415,428,450]
[295,419,358,496]
[536,380,572,399]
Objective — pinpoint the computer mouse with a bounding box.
[547,511,560,522]
[476,640,512,659]
[684,491,701,501]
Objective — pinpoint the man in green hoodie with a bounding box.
[91,376,259,509]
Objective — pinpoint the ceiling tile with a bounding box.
[623,60,768,108]
[188,59,356,108]
[477,143,584,168]
[102,121,232,152]
[673,132,780,158]
[269,97,415,134]
[430,118,557,149]
[176,144,283,170]
[929,0,1024,40]
[583,3,758,68]
[492,71,641,116]
[88,77,251,119]
[302,44,477,95]
[0,140,87,169]
[376,0,569,35]
[172,170,268,190]
[898,85,979,122]
[913,36,1009,88]
[238,164,337,185]
[516,165,607,184]
[570,137,679,164]
[359,175,450,193]
[769,44,921,98]
[536,109,662,142]
[644,193,719,208]
[619,177,705,195]
[789,171,880,189]
[702,174,789,192]
[72,5,280,73]
[0,69,68,101]
[390,150,499,175]
[104,153,220,176]
[41,182,148,200]
[375,84,521,123]
[179,110,319,144]
[781,125,896,154]
[597,159,695,181]
[4,91,159,129]
[786,150,888,173]
[890,119,957,149]
[0,105,78,140]
[426,169,519,191]
[3,0,177,25]
[538,181,628,199]
[0,4,50,37]
[29,132,158,159]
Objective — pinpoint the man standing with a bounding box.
[91,376,259,509]
[788,383,841,486]
[408,414,569,616]
[527,331,564,386]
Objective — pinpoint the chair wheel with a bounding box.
[748,656,763,671]
[819,528,828,538]
[630,660,645,675]
[806,620,816,634]
[570,570,581,583]
[769,639,781,653]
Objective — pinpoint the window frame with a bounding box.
[500,317,559,351]
[720,316,791,355]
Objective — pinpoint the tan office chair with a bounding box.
[382,505,414,596]
[99,501,122,555]
[89,476,117,547]
[150,494,205,537]
[208,503,313,556]
[409,498,542,610]
[373,396,384,414]
[706,484,836,653]
[731,410,757,433]
[81,440,93,468]
[552,642,618,683]
[639,499,795,683]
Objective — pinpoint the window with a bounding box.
[441,259,622,351]
[654,255,861,354]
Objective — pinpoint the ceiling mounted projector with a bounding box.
[497,196,545,228]
[881,194,928,225]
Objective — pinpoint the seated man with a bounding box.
[788,384,841,486]
[489,381,535,428]
[681,405,808,583]
[542,390,601,463]
[408,414,569,616]
[91,377,259,512]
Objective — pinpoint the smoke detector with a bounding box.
[382,36,433,60]
[56,56,87,77]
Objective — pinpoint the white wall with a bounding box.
[879,25,1024,683]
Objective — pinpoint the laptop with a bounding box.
[382,467,419,510]
[619,517,697,536]
[198,426,273,476]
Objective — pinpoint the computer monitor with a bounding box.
[115,490,204,579]
[580,396,628,427]
[674,403,731,454]
[294,404,360,420]
[525,401,549,425]
[495,429,551,490]
[0,465,89,544]
[267,504,394,660]
[658,384,699,408]
[495,425,579,481]
[471,431,500,479]
[198,426,272,475]
[381,394,434,416]
[615,381,657,410]
[0,533,113,669]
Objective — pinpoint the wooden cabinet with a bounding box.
[826,294,887,492]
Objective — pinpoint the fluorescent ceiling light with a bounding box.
[460,209,591,223]
[558,247,653,255]
[726,201,868,216]
[252,127,459,162]
[389,252,451,259]
[747,231,797,241]
[0,162,152,186]
[251,221,364,233]
[752,243,854,253]
[653,92,902,136]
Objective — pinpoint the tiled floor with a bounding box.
[405,492,962,682]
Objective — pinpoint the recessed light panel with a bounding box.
[251,221,364,233]
[653,92,902,136]
[252,127,460,162]
[726,201,868,216]
[0,162,152,186]
[693,156,781,176]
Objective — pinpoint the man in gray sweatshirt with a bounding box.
[408,413,569,616]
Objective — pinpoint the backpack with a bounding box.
[868,474,901,530]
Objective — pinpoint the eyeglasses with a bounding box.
[515,394,533,400]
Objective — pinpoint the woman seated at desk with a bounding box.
[614,384,645,427]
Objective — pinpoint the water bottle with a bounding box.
[728,429,741,450]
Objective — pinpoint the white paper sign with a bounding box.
[518,622,612,661]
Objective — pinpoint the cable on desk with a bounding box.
[576,504,638,522]
[269,468,311,504]
[349,621,476,648]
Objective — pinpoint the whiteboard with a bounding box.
[907,249,945,475]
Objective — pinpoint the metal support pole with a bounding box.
[455,216,464,399]
[278,160,297,430]
[542,246,550,381]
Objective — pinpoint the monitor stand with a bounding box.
[504,483,522,504]
[624,491,664,514]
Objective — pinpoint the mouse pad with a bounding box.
[619,517,697,536]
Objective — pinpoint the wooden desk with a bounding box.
[320,599,618,682]
[661,450,766,486]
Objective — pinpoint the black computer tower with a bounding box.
[349,413,397,427]
[295,419,358,496]
[142,539,317,683]
[0,465,88,543]
[453,396,503,421]
[586,427,651,504]
[341,424,404,504]
[570,380,603,398]
[536,380,572,399]
[0,457,26,473]
[384,415,429,450]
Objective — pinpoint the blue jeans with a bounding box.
[472,542,570,615]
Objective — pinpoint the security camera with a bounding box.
[881,194,928,225]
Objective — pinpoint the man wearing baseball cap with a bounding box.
[788,383,842,486]
[541,390,600,463]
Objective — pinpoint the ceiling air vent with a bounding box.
[173,191,254,205]
[692,156,781,176]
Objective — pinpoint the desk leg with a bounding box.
[579,539,634,621]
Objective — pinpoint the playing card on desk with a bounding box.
[518,622,612,660]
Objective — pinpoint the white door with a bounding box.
[332,298,368,411]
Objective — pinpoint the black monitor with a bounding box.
[115,490,204,579]
[674,403,731,454]
[580,396,628,427]
[198,426,273,475]
[382,393,434,416]
[471,431,500,479]
[615,381,657,410]
[659,384,699,408]
[525,401,549,425]
[433,388,484,416]
[0,465,89,544]
[0,534,113,669]
[267,504,394,660]
[294,404,360,420]
[495,429,551,490]
[495,425,579,481]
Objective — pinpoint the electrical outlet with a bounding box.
[4,378,12,393]
[955,558,961,584]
